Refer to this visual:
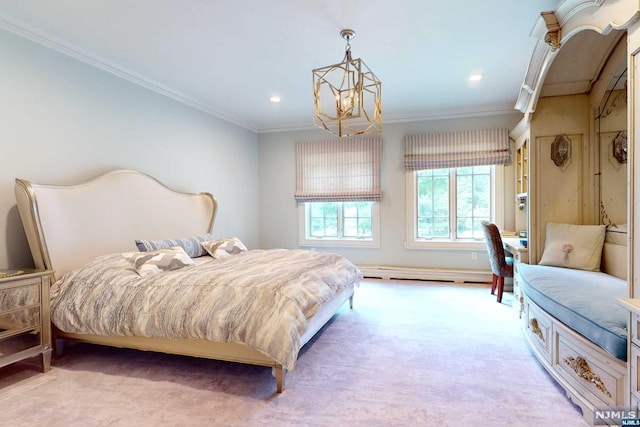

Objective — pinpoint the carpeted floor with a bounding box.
[0,279,587,426]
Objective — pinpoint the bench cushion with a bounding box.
[519,263,627,361]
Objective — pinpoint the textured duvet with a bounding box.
[50,249,362,370]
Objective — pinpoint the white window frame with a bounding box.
[404,165,504,250]
[298,201,380,248]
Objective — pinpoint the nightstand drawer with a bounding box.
[0,306,40,333]
[0,283,40,312]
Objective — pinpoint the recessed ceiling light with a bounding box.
[469,73,483,82]
[270,96,281,103]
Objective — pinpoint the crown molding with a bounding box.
[257,104,521,134]
[0,14,258,133]
[0,13,530,137]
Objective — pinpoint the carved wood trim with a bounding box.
[530,318,545,342]
[519,295,524,319]
[563,356,612,398]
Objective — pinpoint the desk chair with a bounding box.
[480,221,513,303]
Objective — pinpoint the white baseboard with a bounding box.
[357,264,494,285]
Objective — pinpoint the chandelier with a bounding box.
[312,29,382,137]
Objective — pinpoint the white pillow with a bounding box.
[539,223,606,271]
[123,246,194,276]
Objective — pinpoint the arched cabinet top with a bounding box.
[513,0,640,134]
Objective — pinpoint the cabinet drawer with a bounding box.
[632,394,640,414]
[632,344,640,401]
[0,306,40,333]
[525,301,552,363]
[556,334,624,407]
[632,314,640,347]
[0,282,40,312]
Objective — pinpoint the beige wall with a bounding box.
[528,94,591,262]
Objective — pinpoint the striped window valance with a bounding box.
[404,129,510,171]
[295,138,382,202]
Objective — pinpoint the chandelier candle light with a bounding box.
[312,29,382,137]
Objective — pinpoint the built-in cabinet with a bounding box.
[513,134,529,243]
[511,5,631,264]
[503,238,528,318]
[515,139,528,197]
[511,0,640,420]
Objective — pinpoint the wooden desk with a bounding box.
[501,237,528,317]
[502,237,528,265]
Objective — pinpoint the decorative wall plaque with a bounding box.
[613,131,627,164]
[551,134,571,167]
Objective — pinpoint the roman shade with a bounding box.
[404,129,510,171]
[295,137,382,202]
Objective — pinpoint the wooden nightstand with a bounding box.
[0,269,52,373]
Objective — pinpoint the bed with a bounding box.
[14,169,362,392]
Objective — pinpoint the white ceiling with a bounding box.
[0,0,561,133]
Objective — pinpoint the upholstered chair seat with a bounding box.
[481,221,514,303]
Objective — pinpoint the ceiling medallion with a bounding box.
[312,29,382,137]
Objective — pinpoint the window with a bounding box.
[406,165,504,248]
[299,201,379,247]
[403,129,508,249]
[295,138,381,248]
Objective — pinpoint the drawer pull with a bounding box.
[530,318,544,343]
[563,356,611,398]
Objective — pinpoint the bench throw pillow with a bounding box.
[539,223,606,271]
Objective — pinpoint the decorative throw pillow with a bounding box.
[539,223,606,271]
[135,233,214,258]
[200,237,248,259]
[123,246,194,276]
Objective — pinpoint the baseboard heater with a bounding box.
[356,264,493,284]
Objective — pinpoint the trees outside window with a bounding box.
[299,201,379,247]
[410,165,495,243]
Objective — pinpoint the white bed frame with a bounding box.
[14,169,355,392]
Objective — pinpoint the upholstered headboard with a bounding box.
[15,169,217,281]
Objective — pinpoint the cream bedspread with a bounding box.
[50,249,362,370]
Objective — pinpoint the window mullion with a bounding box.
[337,202,344,238]
[450,169,457,240]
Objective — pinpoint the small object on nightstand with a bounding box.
[0,269,24,279]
